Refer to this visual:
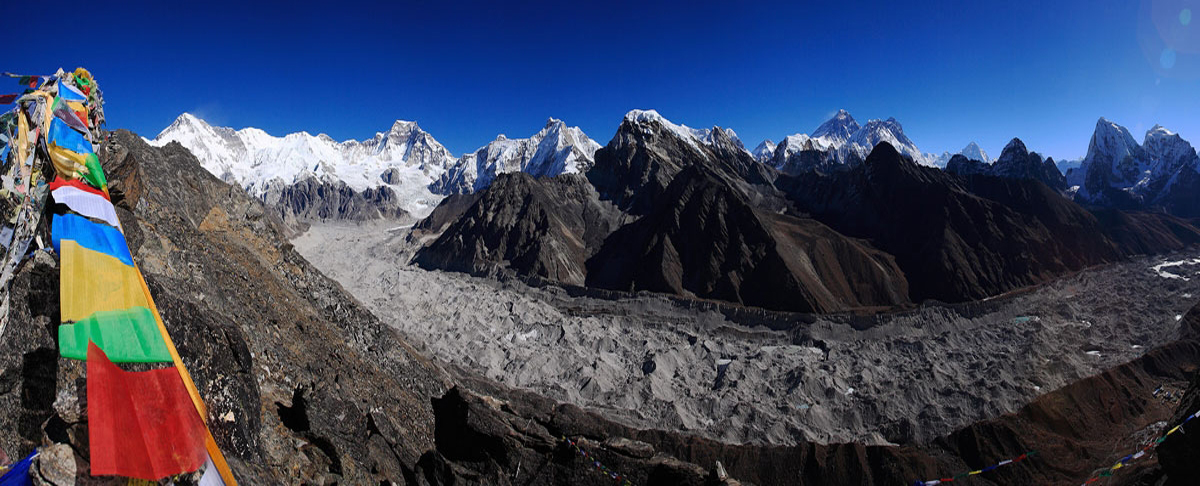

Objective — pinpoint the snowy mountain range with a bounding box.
[756,109,939,173]
[431,119,601,194]
[154,109,943,216]
[150,114,600,217]
[934,142,992,167]
[152,110,1200,222]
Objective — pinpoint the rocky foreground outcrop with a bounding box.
[1,130,449,483]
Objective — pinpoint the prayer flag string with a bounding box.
[913,451,1037,485]
[561,436,635,486]
[1079,409,1200,485]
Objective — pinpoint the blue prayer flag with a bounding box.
[56,82,87,102]
[48,118,91,155]
[51,213,133,267]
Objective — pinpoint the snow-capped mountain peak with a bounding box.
[1075,117,1154,202]
[1074,117,1200,213]
[752,140,776,162]
[155,113,606,213]
[1143,124,1199,179]
[765,110,934,170]
[846,117,925,163]
[1089,117,1142,158]
[153,114,458,216]
[1084,117,1148,181]
[622,109,746,155]
[812,109,860,144]
[960,142,991,164]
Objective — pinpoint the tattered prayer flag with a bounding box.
[87,344,207,479]
[48,117,91,155]
[49,177,108,200]
[59,307,170,362]
[59,240,148,322]
[64,100,88,126]
[0,94,15,104]
[51,185,121,230]
[52,213,132,266]
[52,103,89,133]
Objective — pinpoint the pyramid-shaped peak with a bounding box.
[1002,138,1028,155]
[813,109,861,140]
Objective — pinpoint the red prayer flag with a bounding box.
[87,343,208,479]
[49,177,109,200]
[0,93,15,104]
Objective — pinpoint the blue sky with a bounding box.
[9,0,1200,161]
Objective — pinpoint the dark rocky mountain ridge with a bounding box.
[263,176,411,222]
[415,113,1200,312]
[945,137,1067,191]
[779,142,1200,303]
[417,114,913,313]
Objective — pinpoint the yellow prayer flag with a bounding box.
[48,144,89,178]
[60,240,149,322]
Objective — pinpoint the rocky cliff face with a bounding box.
[586,165,909,312]
[412,173,620,286]
[989,138,1068,190]
[259,176,411,221]
[587,110,771,216]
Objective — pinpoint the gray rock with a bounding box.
[31,443,74,486]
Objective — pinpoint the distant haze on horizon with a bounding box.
[9,0,1200,161]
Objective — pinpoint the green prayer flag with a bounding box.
[83,152,107,190]
[59,307,171,362]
